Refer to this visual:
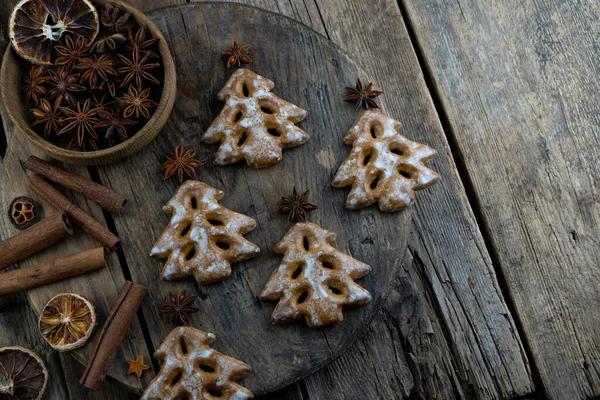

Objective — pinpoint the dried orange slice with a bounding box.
[0,346,48,400]
[39,293,97,352]
[9,0,99,65]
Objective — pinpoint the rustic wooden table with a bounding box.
[0,1,598,399]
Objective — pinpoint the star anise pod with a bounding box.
[161,144,204,182]
[95,108,136,142]
[118,49,160,89]
[23,66,48,104]
[47,67,86,105]
[159,290,200,326]
[59,99,99,150]
[125,27,160,59]
[223,41,251,67]
[31,96,64,139]
[277,187,318,224]
[76,54,118,89]
[344,78,382,110]
[55,35,90,70]
[90,93,114,112]
[91,32,127,53]
[100,3,134,33]
[117,85,158,119]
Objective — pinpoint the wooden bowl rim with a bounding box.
[0,0,175,161]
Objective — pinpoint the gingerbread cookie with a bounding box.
[260,222,372,328]
[150,180,260,284]
[202,69,309,168]
[142,326,253,400]
[332,110,440,212]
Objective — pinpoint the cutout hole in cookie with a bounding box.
[232,110,244,123]
[190,197,198,210]
[207,218,223,226]
[216,241,230,250]
[179,338,188,355]
[267,128,281,137]
[242,83,250,97]
[185,246,197,261]
[297,290,309,304]
[237,131,248,147]
[322,261,334,270]
[328,286,343,295]
[318,254,340,270]
[302,236,310,251]
[398,168,414,180]
[363,152,372,166]
[180,223,191,238]
[207,388,223,397]
[174,393,190,400]
[198,363,216,373]
[261,105,275,114]
[169,370,183,387]
[390,144,406,157]
[369,173,382,190]
[291,263,304,279]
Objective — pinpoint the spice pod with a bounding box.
[0,0,176,165]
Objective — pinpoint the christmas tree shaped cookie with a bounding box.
[202,69,309,168]
[150,180,260,284]
[260,222,372,328]
[142,326,253,400]
[332,110,440,212]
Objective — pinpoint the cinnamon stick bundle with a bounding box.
[0,212,73,271]
[26,156,127,215]
[29,174,120,250]
[80,281,147,390]
[0,248,105,296]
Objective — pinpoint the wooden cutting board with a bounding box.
[0,3,410,395]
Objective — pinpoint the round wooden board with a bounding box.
[1,2,409,395]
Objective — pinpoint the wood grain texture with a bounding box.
[401,0,600,398]
[95,3,407,395]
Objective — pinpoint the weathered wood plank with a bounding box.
[400,0,600,398]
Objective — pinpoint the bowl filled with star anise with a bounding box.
[0,0,176,165]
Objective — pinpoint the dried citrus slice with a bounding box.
[9,0,99,65]
[0,346,48,400]
[39,293,97,352]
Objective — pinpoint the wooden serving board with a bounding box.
[0,2,410,395]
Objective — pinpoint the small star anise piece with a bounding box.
[91,32,127,53]
[117,85,158,119]
[31,96,64,139]
[95,108,136,142]
[118,49,160,89]
[55,35,91,70]
[90,93,114,112]
[47,67,86,105]
[277,187,318,224]
[100,3,134,33]
[59,99,100,150]
[125,27,160,59]
[76,54,118,89]
[23,66,48,104]
[161,144,204,183]
[159,290,200,326]
[223,41,251,68]
[344,77,382,110]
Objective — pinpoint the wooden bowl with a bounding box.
[0,0,176,166]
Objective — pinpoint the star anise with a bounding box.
[100,3,134,33]
[23,66,48,104]
[125,27,160,59]
[117,85,158,119]
[159,290,200,326]
[76,54,118,89]
[277,187,318,224]
[90,93,114,112]
[118,49,160,89]
[95,108,136,142]
[59,99,99,150]
[344,78,382,110]
[91,32,127,53]
[55,35,90,70]
[47,67,86,105]
[223,41,251,67]
[161,144,204,182]
[31,97,64,139]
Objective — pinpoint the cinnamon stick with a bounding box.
[26,156,127,215]
[29,174,120,250]
[0,212,73,271]
[80,281,147,390]
[0,248,105,296]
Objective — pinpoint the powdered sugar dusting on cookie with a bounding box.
[202,69,309,168]
[260,222,372,328]
[332,110,440,212]
[150,180,260,284]
[142,327,253,400]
